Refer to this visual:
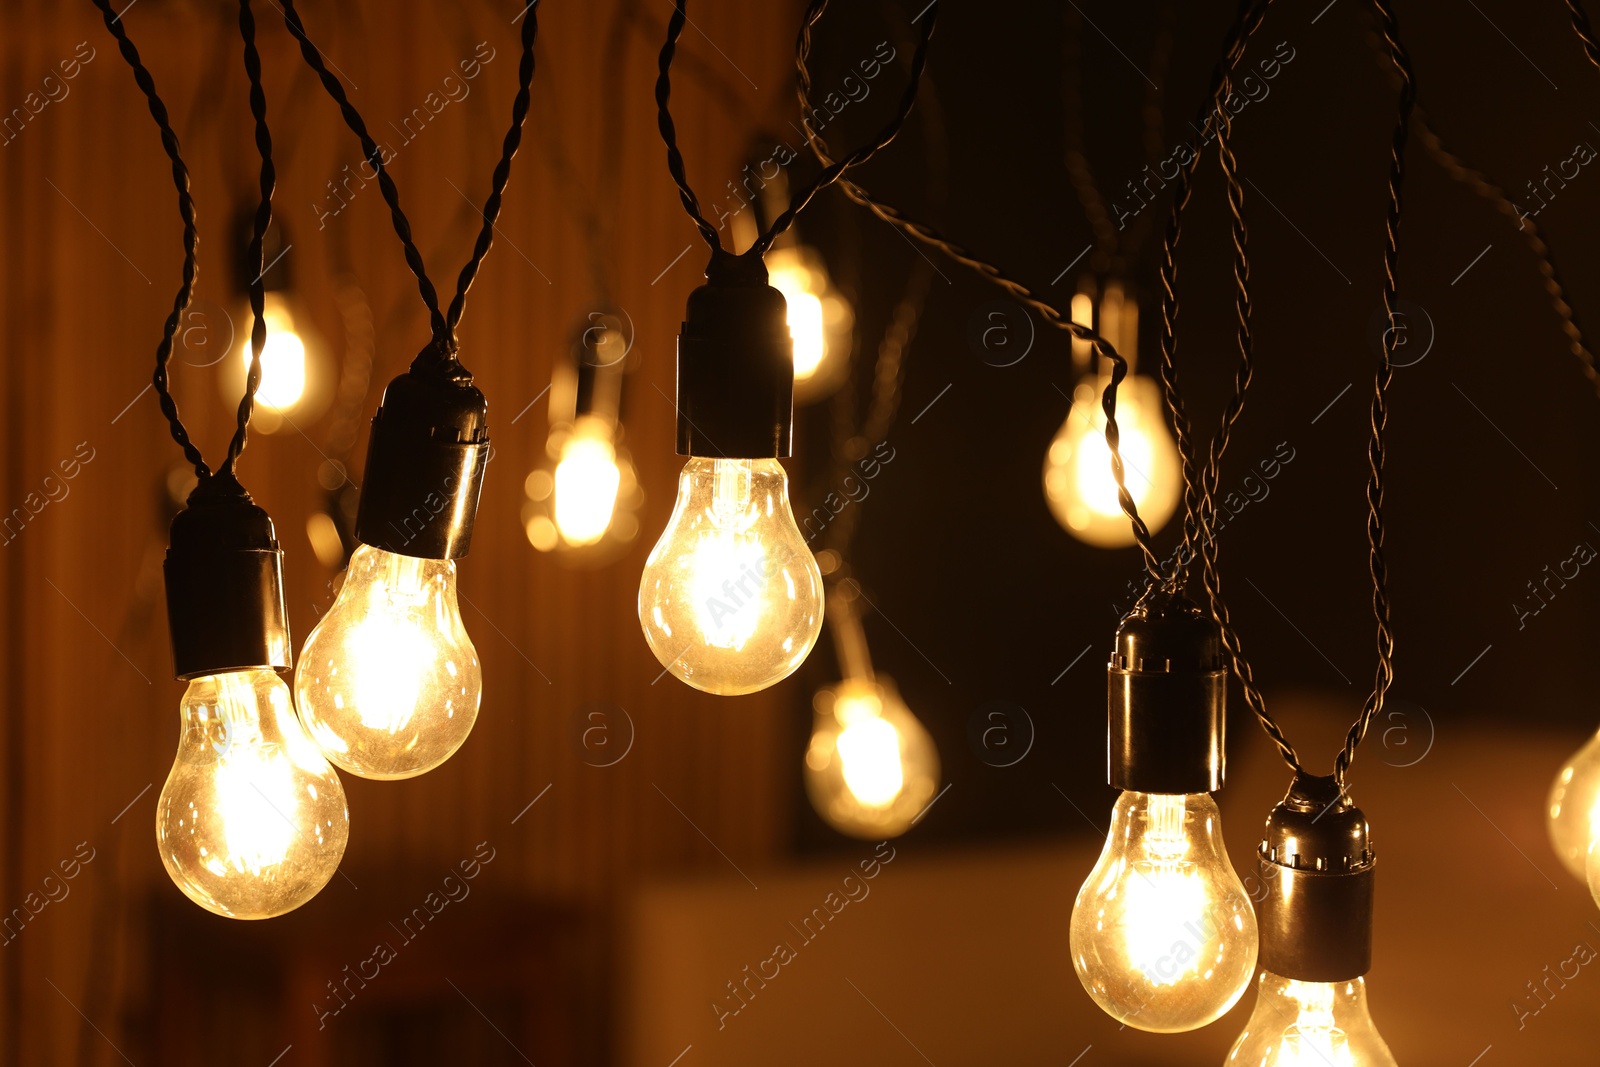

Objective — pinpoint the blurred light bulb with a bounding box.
[1070,791,1257,1032]
[638,457,822,694]
[805,677,939,838]
[1226,972,1397,1066]
[1043,373,1181,548]
[240,293,309,410]
[1548,726,1600,881]
[296,544,481,779]
[766,246,852,396]
[157,669,349,919]
[553,415,622,547]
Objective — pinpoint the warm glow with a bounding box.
[1547,725,1600,881]
[1227,972,1396,1066]
[239,294,309,410]
[804,678,939,839]
[553,416,623,546]
[1043,373,1181,548]
[296,544,481,779]
[769,260,827,380]
[157,670,349,920]
[1070,791,1257,1032]
[639,458,823,695]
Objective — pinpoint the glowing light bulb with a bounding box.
[765,246,852,395]
[805,677,939,837]
[553,415,623,546]
[1226,972,1397,1066]
[238,292,309,410]
[1069,791,1257,1032]
[638,457,823,695]
[156,669,349,920]
[1043,373,1181,548]
[1548,725,1600,881]
[295,544,481,779]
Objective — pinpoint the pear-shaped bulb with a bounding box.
[157,669,349,919]
[804,677,939,838]
[1225,971,1397,1066]
[638,457,823,695]
[1069,790,1257,1031]
[295,544,481,779]
[1548,725,1600,881]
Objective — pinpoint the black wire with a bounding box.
[223,0,276,489]
[655,0,938,273]
[1336,0,1414,787]
[1566,0,1600,71]
[441,1,540,353]
[89,0,213,484]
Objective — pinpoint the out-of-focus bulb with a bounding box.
[1548,726,1600,881]
[1070,791,1257,1032]
[553,415,622,547]
[805,677,939,838]
[240,292,309,410]
[296,544,481,779]
[638,457,823,694]
[1043,373,1181,548]
[157,669,349,919]
[1226,972,1397,1066]
[766,246,851,394]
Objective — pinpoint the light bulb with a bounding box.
[1043,373,1181,547]
[240,293,309,409]
[1226,971,1397,1066]
[638,457,823,694]
[553,415,623,547]
[1070,791,1257,1032]
[765,246,851,395]
[1547,725,1600,881]
[157,669,349,919]
[805,677,939,838]
[295,543,481,779]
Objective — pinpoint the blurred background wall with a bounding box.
[3,0,1600,1064]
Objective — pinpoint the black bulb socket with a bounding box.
[163,491,291,681]
[1257,772,1377,982]
[1107,591,1225,794]
[675,252,793,459]
[354,358,490,560]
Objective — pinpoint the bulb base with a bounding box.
[1257,772,1376,982]
[355,362,489,559]
[163,493,291,680]
[675,253,793,459]
[1107,591,1225,794]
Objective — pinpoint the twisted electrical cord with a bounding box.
[224,0,276,486]
[656,0,937,272]
[1566,0,1600,71]
[280,0,540,366]
[1335,0,1413,787]
[90,0,212,484]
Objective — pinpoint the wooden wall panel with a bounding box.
[0,1,801,1060]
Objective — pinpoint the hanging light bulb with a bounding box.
[159,492,349,919]
[765,244,853,401]
[805,586,939,837]
[553,414,623,546]
[1228,774,1395,1066]
[1546,726,1600,881]
[296,359,490,779]
[235,292,311,410]
[639,254,824,694]
[1070,593,1257,1032]
[1043,284,1181,547]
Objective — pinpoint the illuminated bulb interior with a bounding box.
[239,293,309,410]
[553,415,623,546]
[768,260,827,380]
[834,691,905,807]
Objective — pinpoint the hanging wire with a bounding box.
[277,0,540,367]
[1566,0,1600,71]
[655,0,938,273]
[1334,0,1414,787]
[224,0,276,488]
[90,0,212,484]
[793,63,1164,583]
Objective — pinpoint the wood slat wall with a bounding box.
[0,1,799,1060]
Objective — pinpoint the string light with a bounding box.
[284,0,538,778]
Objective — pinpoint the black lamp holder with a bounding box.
[675,251,794,459]
[1256,772,1377,982]
[1107,590,1225,794]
